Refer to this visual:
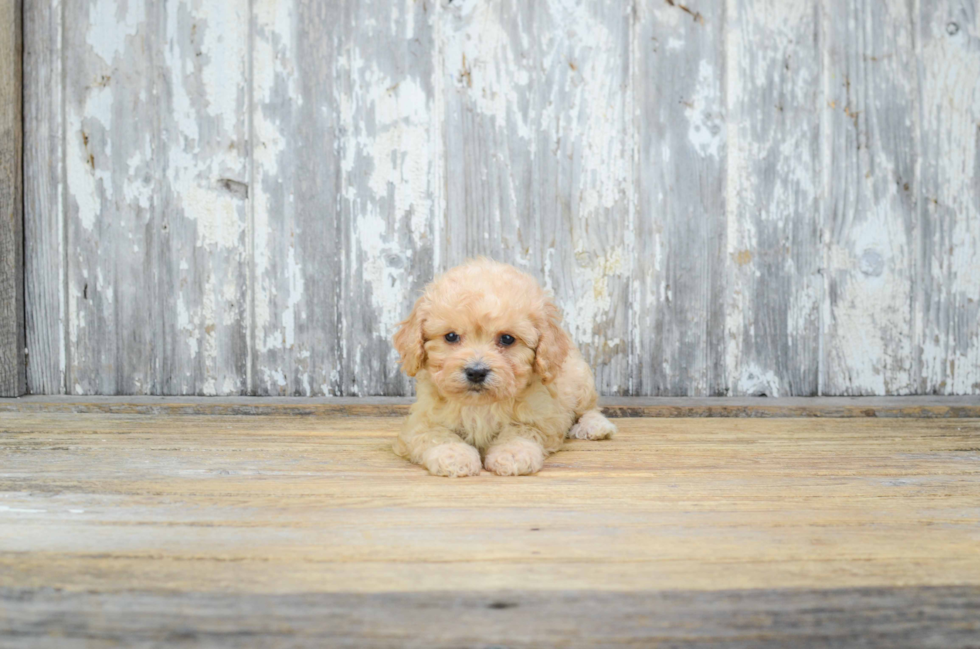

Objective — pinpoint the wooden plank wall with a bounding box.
[20,0,980,397]
[0,0,24,397]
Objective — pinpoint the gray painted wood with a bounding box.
[62,1,250,395]
[20,0,980,396]
[917,1,980,395]
[822,0,919,395]
[341,0,440,397]
[0,0,25,397]
[441,0,633,395]
[633,0,727,396]
[252,0,438,397]
[23,0,64,395]
[250,0,346,396]
[3,586,979,649]
[724,0,822,397]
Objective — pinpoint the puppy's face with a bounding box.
[394,261,571,404]
[421,309,538,404]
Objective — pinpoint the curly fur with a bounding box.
[392,258,615,477]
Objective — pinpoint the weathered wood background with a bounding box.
[1,0,24,397]
[21,0,980,397]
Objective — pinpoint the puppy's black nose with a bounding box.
[465,365,490,384]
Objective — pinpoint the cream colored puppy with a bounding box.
[392,258,616,477]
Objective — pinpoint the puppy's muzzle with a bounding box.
[464,363,491,385]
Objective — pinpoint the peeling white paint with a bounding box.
[67,84,113,232]
[40,0,980,398]
[567,12,629,222]
[737,363,781,397]
[252,0,292,359]
[123,149,152,210]
[442,0,531,139]
[186,185,244,250]
[353,213,411,344]
[196,3,248,119]
[281,246,304,350]
[819,0,921,395]
[566,247,626,347]
[686,60,724,160]
[261,367,288,390]
[330,0,443,393]
[86,0,142,65]
[355,74,433,246]
[918,8,980,394]
[177,297,199,359]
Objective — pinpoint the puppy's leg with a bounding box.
[484,426,550,476]
[395,423,482,478]
[568,409,617,440]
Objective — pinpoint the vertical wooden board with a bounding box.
[251,0,346,396]
[723,0,822,397]
[441,0,633,394]
[440,0,531,267]
[633,0,726,396]
[64,1,250,395]
[917,2,980,395]
[534,0,633,395]
[23,0,64,394]
[0,0,24,396]
[822,0,918,395]
[341,0,441,396]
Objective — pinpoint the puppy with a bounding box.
[392,258,616,477]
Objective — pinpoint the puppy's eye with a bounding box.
[444,332,460,343]
[498,334,516,347]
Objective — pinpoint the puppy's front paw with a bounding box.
[484,438,545,476]
[422,443,483,478]
[568,410,617,440]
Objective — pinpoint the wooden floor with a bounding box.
[1,405,979,647]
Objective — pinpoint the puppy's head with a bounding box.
[393,259,571,404]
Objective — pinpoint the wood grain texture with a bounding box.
[725,0,821,397]
[251,0,344,397]
[0,0,25,397]
[441,0,633,394]
[20,0,980,397]
[822,0,918,395]
[63,1,250,395]
[633,0,727,396]
[252,0,439,397]
[2,587,979,648]
[2,395,980,418]
[916,1,980,395]
[23,0,64,395]
[341,0,440,396]
[0,412,979,645]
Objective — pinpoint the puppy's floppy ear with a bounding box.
[393,295,427,377]
[533,298,572,384]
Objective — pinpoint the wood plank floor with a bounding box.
[1,409,979,647]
